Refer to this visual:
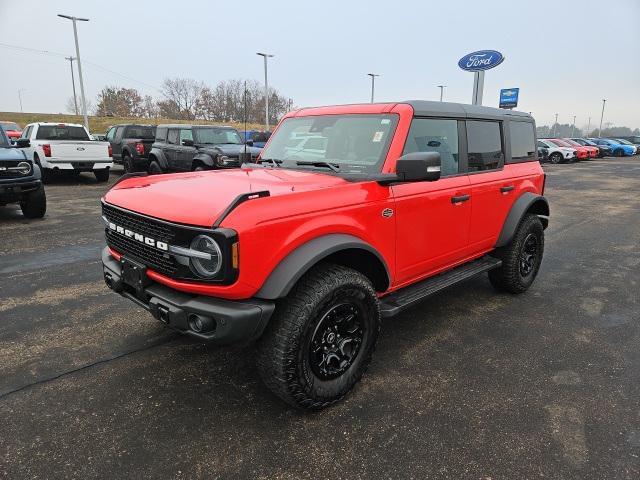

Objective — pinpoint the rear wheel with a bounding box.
[94,169,110,183]
[489,214,544,294]
[549,152,563,164]
[20,183,46,219]
[34,154,53,183]
[256,264,381,410]
[123,153,136,173]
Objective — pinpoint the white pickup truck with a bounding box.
[20,122,113,182]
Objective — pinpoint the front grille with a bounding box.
[102,203,178,276]
[0,161,30,179]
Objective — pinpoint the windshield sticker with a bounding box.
[372,131,384,142]
[381,119,390,125]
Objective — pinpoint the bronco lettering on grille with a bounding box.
[108,222,169,251]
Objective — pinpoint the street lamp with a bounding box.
[586,117,591,137]
[367,73,379,103]
[553,113,558,137]
[571,115,576,138]
[256,52,274,132]
[598,99,607,138]
[65,56,79,115]
[17,89,26,113]
[437,85,446,102]
[58,14,89,129]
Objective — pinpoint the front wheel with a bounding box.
[256,264,381,410]
[489,214,544,294]
[20,183,47,218]
[94,169,110,183]
[148,160,163,175]
[614,149,624,157]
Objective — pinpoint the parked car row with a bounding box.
[537,136,639,163]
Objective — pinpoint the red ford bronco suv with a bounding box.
[101,101,549,409]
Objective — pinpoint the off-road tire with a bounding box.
[489,214,544,294]
[549,152,563,164]
[94,169,110,183]
[256,263,381,410]
[148,160,163,175]
[20,183,46,218]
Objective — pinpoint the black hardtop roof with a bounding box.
[156,124,237,129]
[404,100,532,120]
[111,123,155,127]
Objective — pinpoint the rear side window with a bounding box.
[36,125,89,141]
[509,121,536,162]
[466,121,503,171]
[155,127,167,142]
[403,118,460,176]
[127,126,155,139]
[166,129,179,145]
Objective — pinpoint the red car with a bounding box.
[0,121,22,141]
[101,101,549,408]
[547,138,589,160]
[563,138,598,158]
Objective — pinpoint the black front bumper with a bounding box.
[102,247,274,344]
[0,178,41,202]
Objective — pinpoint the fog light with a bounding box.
[188,314,216,333]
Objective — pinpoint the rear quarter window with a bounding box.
[155,127,167,142]
[508,121,536,163]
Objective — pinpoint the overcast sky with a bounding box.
[1,0,638,129]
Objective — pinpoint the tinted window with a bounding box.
[509,121,536,161]
[36,125,89,141]
[166,129,179,145]
[194,128,242,145]
[155,127,167,141]
[114,126,125,141]
[105,127,116,142]
[403,118,459,176]
[466,121,503,171]
[126,126,155,139]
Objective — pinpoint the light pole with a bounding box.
[586,117,591,137]
[367,73,379,103]
[571,115,576,138]
[58,14,89,129]
[598,99,606,138]
[553,113,558,137]
[65,56,78,115]
[437,85,446,102]
[17,89,26,113]
[256,52,274,132]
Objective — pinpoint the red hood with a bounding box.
[103,167,349,227]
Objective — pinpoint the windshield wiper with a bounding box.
[259,158,283,167]
[295,161,340,172]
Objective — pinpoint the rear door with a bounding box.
[392,117,472,284]
[111,126,125,161]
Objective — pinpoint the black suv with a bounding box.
[0,127,46,218]
[105,124,156,173]
[147,125,262,174]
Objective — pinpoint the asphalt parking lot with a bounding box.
[1,158,639,479]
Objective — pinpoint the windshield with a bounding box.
[194,127,243,145]
[564,139,581,147]
[260,114,399,174]
[36,125,90,141]
[582,139,597,146]
[550,139,571,148]
[0,122,20,131]
[615,139,631,145]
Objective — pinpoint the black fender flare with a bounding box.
[148,148,169,170]
[193,153,216,168]
[254,234,391,300]
[495,193,550,248]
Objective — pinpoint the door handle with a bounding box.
[500,185,515,193]
[451,194,470,204]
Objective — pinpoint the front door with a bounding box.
[392,118,472,286]
[176,128,197,170]
[164,128,179,170]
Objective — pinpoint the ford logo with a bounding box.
[458,50,504,72]
[77,147,85,151]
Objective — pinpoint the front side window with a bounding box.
[194,128,243,145]
[166,129,179,145]
[509,121,536,161]
[466,121,503,171]
[36,125,89,141]
[0,127,8,146]
[260,114,399,174]
[403,118,459,176]
[105,127,116,142]
[21,125,32,140]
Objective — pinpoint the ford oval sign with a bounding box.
[458,50,504,72]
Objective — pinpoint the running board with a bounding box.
[379,256,502,318]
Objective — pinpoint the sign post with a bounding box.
[458,50,504,106]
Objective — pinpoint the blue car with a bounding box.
[239,130,271,149]
[589,138,636,157]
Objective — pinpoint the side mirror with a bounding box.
[15,138,30,148]
[245,139,254,147]
[181,139,194,147]
[395,152,441,182]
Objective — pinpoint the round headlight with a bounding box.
[17,161,32,175]
[189,235,222,278]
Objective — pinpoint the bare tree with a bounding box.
[160,78,205,119]
[67,96,94,116]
